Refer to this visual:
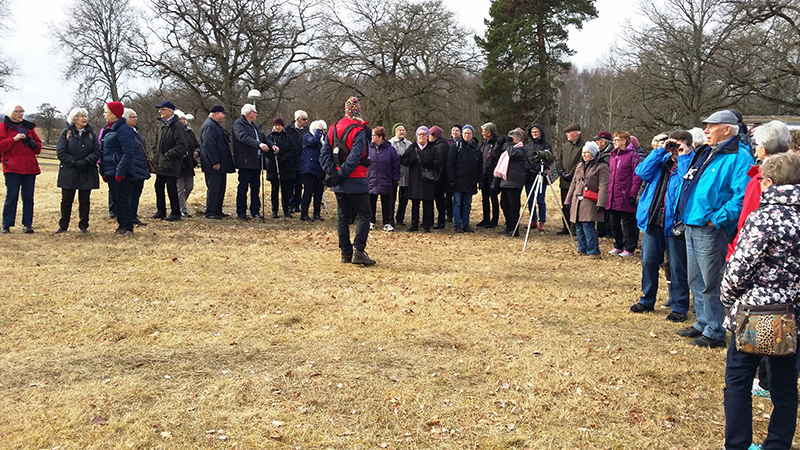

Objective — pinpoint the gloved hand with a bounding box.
[115,175,125,183]
[323,171,341,187]
[628,197,636,206]
[597,206,605,213]
[359,155,371,167]
[102,175,107,182]
[74,159,88,170]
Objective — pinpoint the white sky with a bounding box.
[2,0,639,116]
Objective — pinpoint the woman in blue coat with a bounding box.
[300,120,327,221]
[367,126,400,231]
[100,101,137,236]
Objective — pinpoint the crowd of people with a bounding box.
[4,96,800,448]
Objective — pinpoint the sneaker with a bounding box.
[690,335,726,348]
[666,311,688,322]
[619,250,634,257]
[369,222,375,230]
[383,224,394,232]
[630,303,654,313]
[608,248,622,255]
[1,226,9,233]
[748,444,763,450]
[678,326,703,338]
[252,213,265,220]
[751,379,770,399]
[22,225,34,234]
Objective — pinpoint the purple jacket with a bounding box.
[606,144,642,213]
[367,139,400,195]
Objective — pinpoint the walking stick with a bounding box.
[260,149,266,223]
[274,150,285,221]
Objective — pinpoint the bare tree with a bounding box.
[51,0,144,102]
[30,103,64,145]
[317,0,481,127]
[0,0,16,90]
[614,0,757,129]
[138,0,316,121]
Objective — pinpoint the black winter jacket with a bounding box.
[266,129,299,181]
[151,115,189,177]
[56,125,101,190]
[446,139,482,194]
[232,115,274,170]
[199,117,234,174]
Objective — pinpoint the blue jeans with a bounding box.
[639,227,666,308]
[686,224,728,341]
[108,176,133,231]
[524,182,547,222]
[452,191,473,227]
[666,235,690,315]
[724,335,798,449]
[3,173,36,228]
[576,221,599,255]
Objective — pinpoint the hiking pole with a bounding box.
[274,149,285,222]
[260,149,266,223]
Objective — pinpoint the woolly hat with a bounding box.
[273,117,285,126]
[583,141,600,158]
[462,124,475,135]
[106,101,124,119]
[392,123,405,135]
[416,126,429,136]
[345,96,361,118]
[429,126,444,139]
[630,136,640,149]
[564,123,581,132]
[451,124,462,131]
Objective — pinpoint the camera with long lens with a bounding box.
[21,135,37,150]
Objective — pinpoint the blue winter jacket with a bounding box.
[100,119,137,179]
[300,128,325,177]
[129,126,152,182]
[674,136,754,236]
[635,146,693,235]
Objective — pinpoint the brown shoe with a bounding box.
[352,250,376,266]
[537,221,546,231]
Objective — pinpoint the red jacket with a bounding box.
[327,117,367,178]
[0,119,42,175]
[726,164,761,261]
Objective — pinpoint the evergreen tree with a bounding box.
[476,0,597,134]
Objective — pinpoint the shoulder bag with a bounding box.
[735,303,797,356]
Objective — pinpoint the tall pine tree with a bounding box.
[476,0,597,134]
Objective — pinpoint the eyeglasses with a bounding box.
[300,117,308,121]
[13,109,24,114]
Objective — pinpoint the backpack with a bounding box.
[332,121,364,167]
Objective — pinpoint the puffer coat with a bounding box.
[401,142,441,200]
[721,184,800,332]
[565,156,609,223]
[367,139,400,195]
[56,125,101,190]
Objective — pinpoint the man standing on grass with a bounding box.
[232,104,277,221]
[319,97,375,266]
[199,105,234,219]
[673,110,753,348]
[555,123,584,235]
[286,110,310,213]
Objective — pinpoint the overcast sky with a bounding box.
[2,0,639,116]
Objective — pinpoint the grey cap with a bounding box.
[702,110,739,126]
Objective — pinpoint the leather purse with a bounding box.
[735,303,797,356]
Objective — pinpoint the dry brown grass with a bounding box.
[0,161,784,449]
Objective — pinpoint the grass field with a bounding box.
[0,161,785,449]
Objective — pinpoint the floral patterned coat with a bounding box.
[721,184,800,332]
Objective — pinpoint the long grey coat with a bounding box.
[56,125,101,190]
[565,156,609,223]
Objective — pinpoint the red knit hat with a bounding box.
[106,101,124,119]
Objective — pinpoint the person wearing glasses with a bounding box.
[286,110,310,213]
[0,103,41,234]
[232,104,277,220]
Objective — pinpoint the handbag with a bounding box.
[136,139,156,174]
[416,149,439,182]
[582,187,599,202]
[735,303,797,356]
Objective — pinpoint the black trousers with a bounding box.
[410,198,434,231]
[59,188,91,230]
[270,178,294,214]
[131,179,145,220]
[480,174,499,224]
[301,173,324,217]
[434,187,452,225]
[370,193,393,226]
[395,185,409,224]
[236,168,261,217]
[608,209,639,252]
[154,174,180,216]
[109,176,133,231]
[289,171,303,209]
[335,191,370,255]
[205,172,227,217]
[501,187,522,232]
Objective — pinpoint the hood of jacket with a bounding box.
[761,183,800,208]
[4,116,36,130]
[526,123,546,143]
